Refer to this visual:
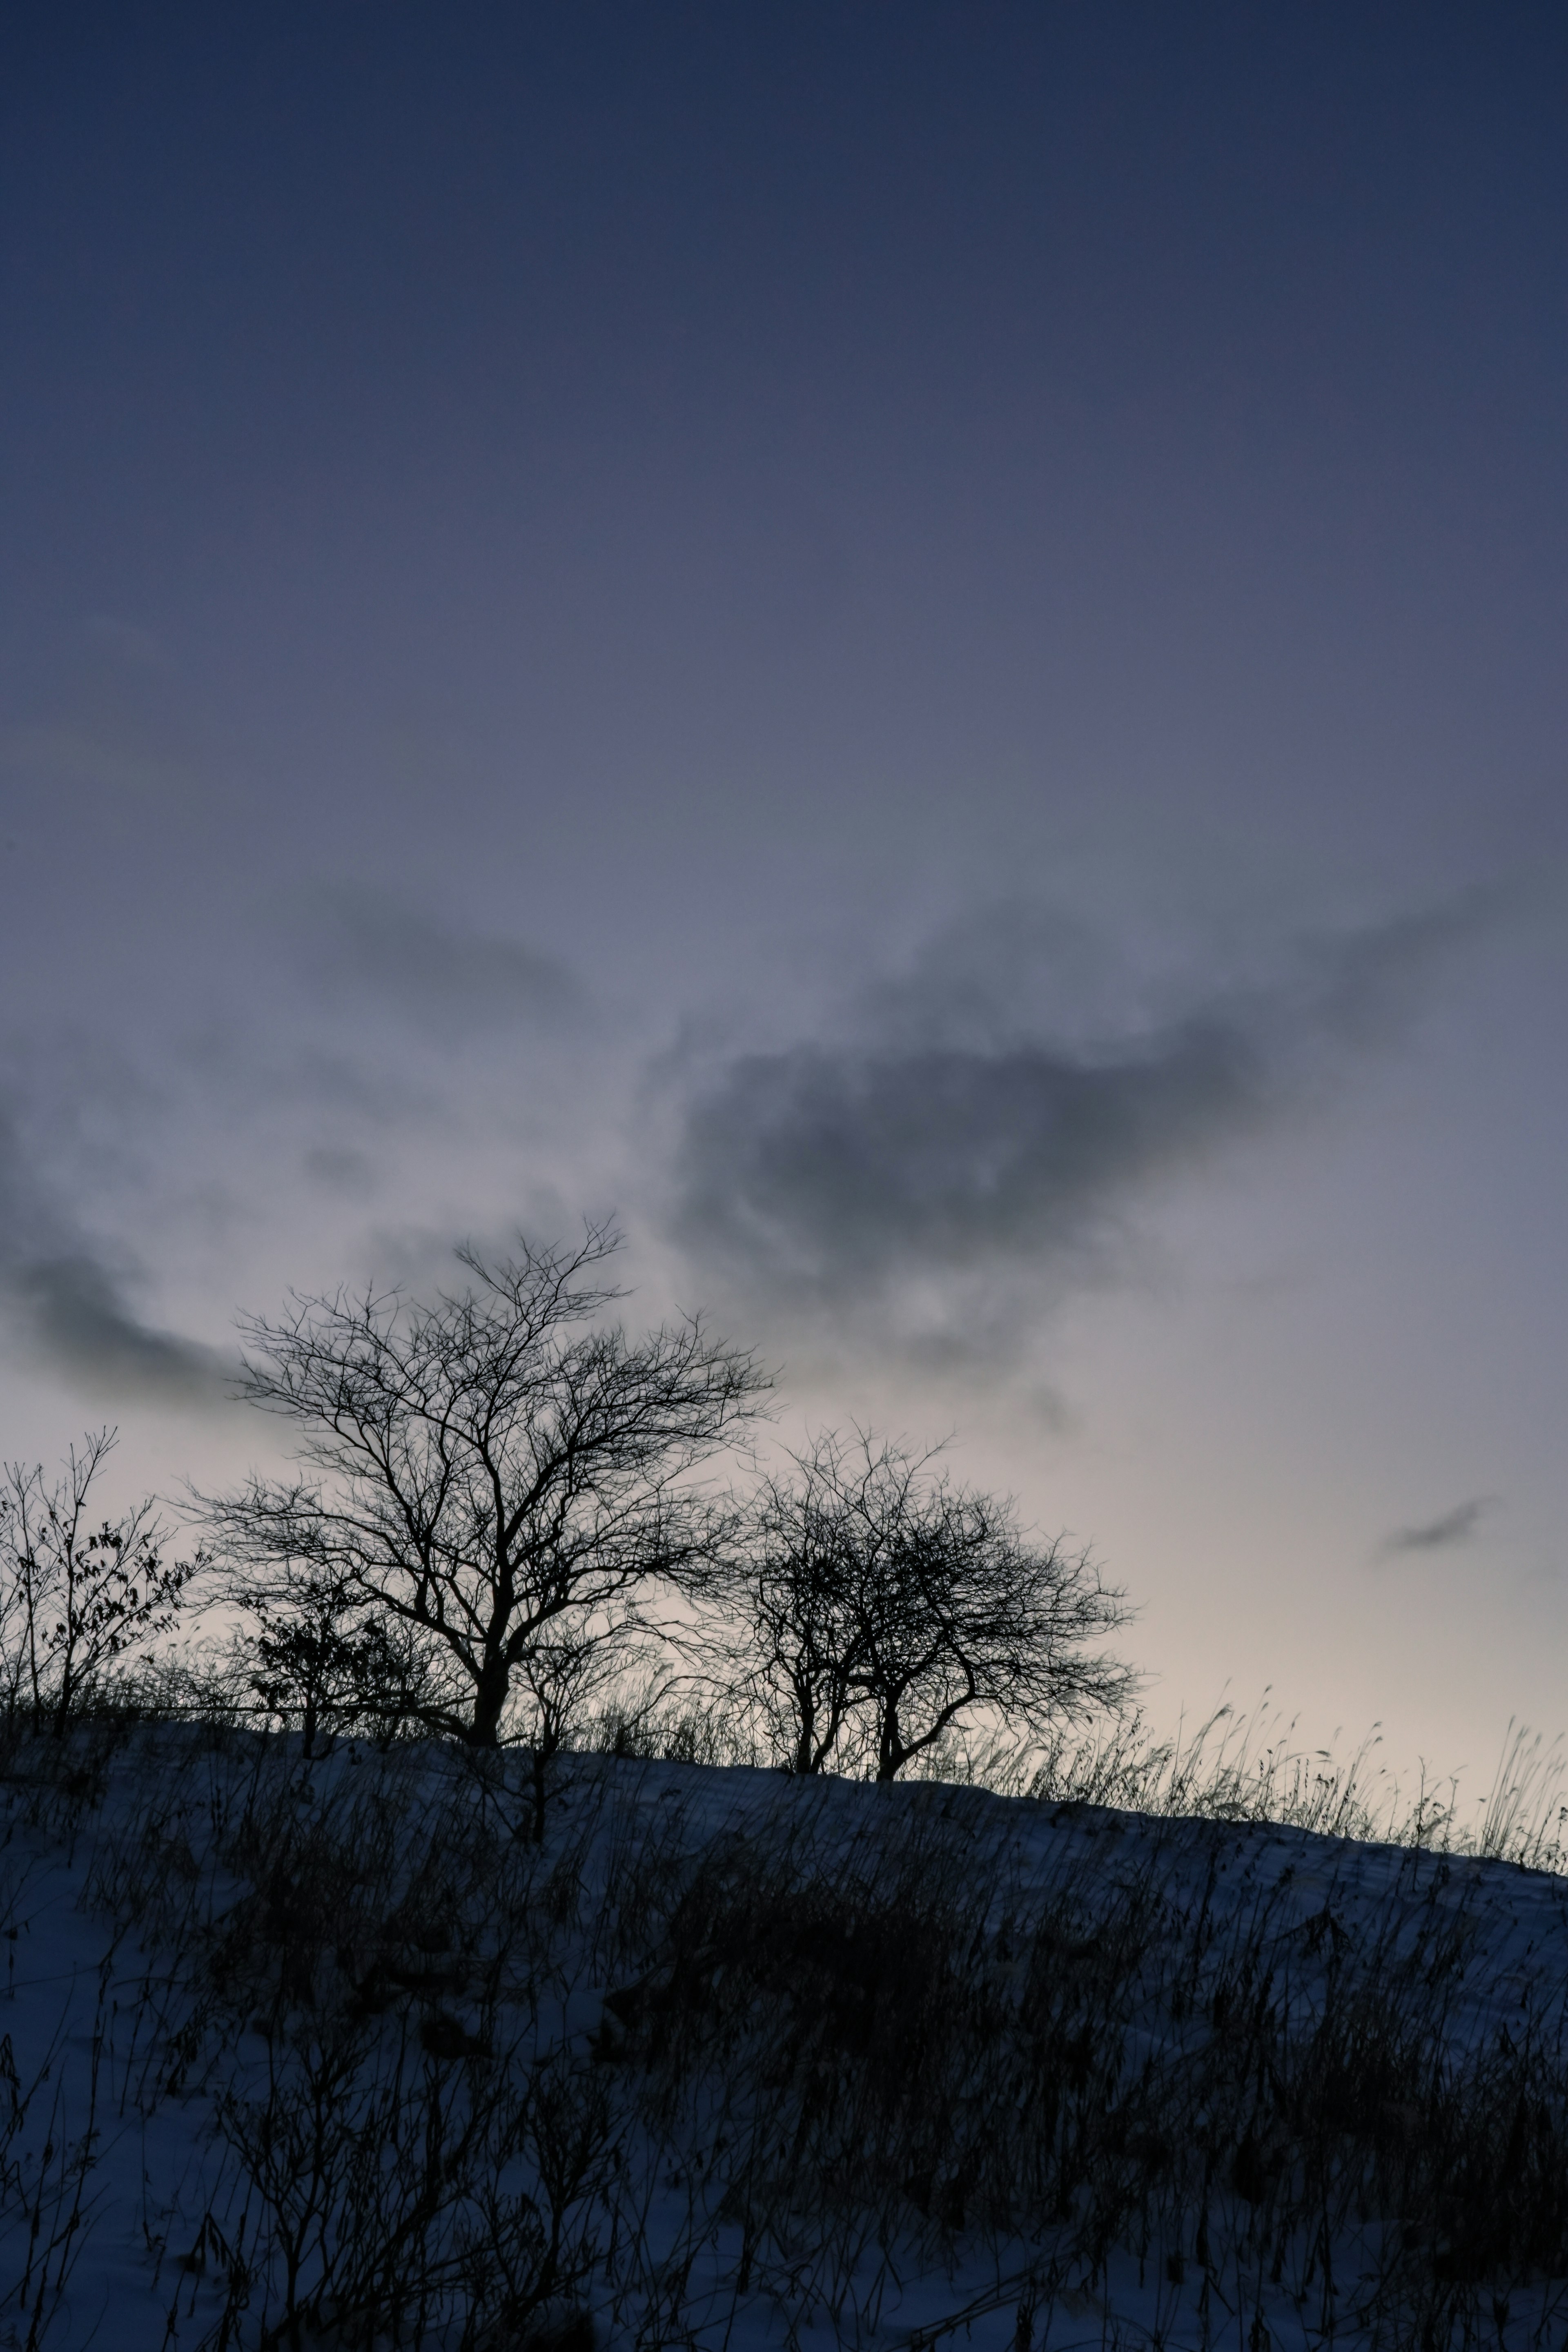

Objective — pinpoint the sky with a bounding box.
[2,3,1567,1796]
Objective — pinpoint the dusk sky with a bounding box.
[4,5,1567,1793]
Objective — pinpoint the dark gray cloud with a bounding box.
[676,1018,1262,1302]
[0,1110,228,1404]
[669,898,1488,1334]
[303,886,583,1035]
[9,1255,228,1402]
[1380,1498,1497,1557]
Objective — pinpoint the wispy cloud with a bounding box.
[301,885,584,1034]
[675,1017,1261,1301]
[0,1108,228,1404]
[667,896,1490,1356]
[1379,1497,1497,1557]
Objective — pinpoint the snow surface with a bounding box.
[4,1728,1568,2350]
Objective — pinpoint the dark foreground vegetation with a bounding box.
[4,1713,1568,2351]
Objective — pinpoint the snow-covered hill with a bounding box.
[4,1725,1567,2350]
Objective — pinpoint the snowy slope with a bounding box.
[4,1726,1567,2351]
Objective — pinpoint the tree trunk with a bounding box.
[468,1653,510,1746]
[793,1707,817,1776]
[876,1699,903,1782]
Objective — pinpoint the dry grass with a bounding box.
[7,1703,1568,2349]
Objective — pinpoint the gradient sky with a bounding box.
[4,4,1567,1796]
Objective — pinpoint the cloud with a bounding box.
[1379,1497,1497,1557]
[0,1109,228,1405]
[675,1018,1263,1302]
[667,896,1488,1349]
[9,1256,229,1402]
[303,885,584,1034]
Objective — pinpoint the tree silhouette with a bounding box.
[206,1225,767,1746]
[722,1428,1134,1780]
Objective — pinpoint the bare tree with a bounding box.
[702,1455,868,1776]
[0,1430,195,1736]
[243,1561,434,1755]
[204,1225,768,1747]
[514,1611,644,1840]
[719,1429,1135,1781]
